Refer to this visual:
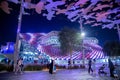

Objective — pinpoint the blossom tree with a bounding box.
[1,0,120,31]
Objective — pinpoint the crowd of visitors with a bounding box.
[2,57,119,80]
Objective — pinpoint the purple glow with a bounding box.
[20,32,105,60]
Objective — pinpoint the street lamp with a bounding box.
[79,14,86,67]
[81,32,85,67]
[81,32,85,37]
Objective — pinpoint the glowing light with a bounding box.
[81,32,85,37]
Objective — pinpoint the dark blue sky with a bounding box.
[21,14,119,46]
[0,9,119,47]
[0,1,119,47]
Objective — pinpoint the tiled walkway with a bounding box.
[0,69,115,80]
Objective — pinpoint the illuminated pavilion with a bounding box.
[17,31,105,64]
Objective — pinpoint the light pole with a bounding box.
[117,24,120,41]
[81,32,85,67]
[113,24,120,41]
[79,15,85,67]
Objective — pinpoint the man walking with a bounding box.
[88,59,93,74]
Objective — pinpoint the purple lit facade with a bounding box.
[19,31,104,61]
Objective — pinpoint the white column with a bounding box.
[14,0,24,71]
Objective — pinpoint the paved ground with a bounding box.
[0,69,116,80]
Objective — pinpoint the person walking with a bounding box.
[88,59,93,74]
[14,59,20,74]
[92,59,96,75]
[15,58,23,74]
[19,58,24,73]
[108,58,115,78]
[49,59,55,74]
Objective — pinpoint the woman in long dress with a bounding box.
[88,59,93,74]
[92,59,96,75]
[49,60,56,74]
[108,59,115,78]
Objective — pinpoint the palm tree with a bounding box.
[59,27,82,67]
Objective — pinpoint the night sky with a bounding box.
[0,0,119,47]
[21,14,118,46]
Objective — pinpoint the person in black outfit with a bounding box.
[68,59,71,68]
[88,59,93,74]
[49,60,54,74]
[108,59,115,78]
